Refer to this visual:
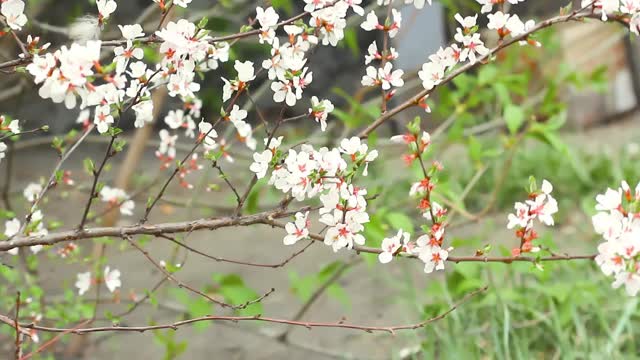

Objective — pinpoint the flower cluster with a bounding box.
[487,11,537,43]
[574,0,640,35]
[381,126,450,273]
[377,229,450,274]
[360,7,404,97]
[418,4,540,114]
[262,23,315,107]
[507,179,558,256]
[253,137,377,252]
[593,181,640,296]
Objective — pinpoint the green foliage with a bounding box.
[211,273,264,316]
[393,259,640,358]
[289,260,351,308]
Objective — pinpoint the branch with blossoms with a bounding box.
[1,0,640,355]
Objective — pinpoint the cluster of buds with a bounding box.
[507,178,558,257]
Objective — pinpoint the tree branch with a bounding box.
[0,286,487,336]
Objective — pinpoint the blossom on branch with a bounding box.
[593,181,640,296]
[1,0,27,31]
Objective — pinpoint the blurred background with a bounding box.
[2,0,640,359]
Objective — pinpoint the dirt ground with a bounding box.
[2,115,640,359]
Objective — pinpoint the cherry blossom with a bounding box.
[173,0,193,8]
[118,24,145,40]
[477,0,525,14]
[99,186,134,216]
[418,244,449,273]
[104,266,122,293]
[256,6,279,44]
[27,40,103,110]
[343,0,364,15]
[132,100,154,128]
[592,181,640,296]
[405,0,431,9]
[23,182,42,202]
[75,272,92,295]
[596,187,622,211]
[0,115,19,134]
[157,129,177,162]
[378,62,404,90]
[361,9,401,38]
[1,0,27,31]
[250,150,273,179]
[309,96,334,131]
[94,105,114,134]
[4,218,20,238]
[198,121,218,150]
[96,0,117,22]
[458,33,489,64]
[304,0,332,12]
[379,229,410,264]
[418,61,446,91]
[360,11,381,32]
[310,2,348,46]
[507,179,558,256]
[284,212,310,245]
[222,61,255,102]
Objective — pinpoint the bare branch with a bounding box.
[0,286,487,336]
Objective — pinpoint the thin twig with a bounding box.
[0,286,488,335]
[157,234,314,268]
[14,292,22,360]
[125,235,275,310]
[278,258,361,342]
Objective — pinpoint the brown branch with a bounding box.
[0,286,487,336]
[0,207,308,251]
[260,220,597,264]
[212,161,242,205]
[19,319,91,360]
[356,10,613,138]
[14,292,22,360]
[77,134,118,229]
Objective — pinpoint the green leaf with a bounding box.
[342,28,359,58]
[83,158,95,175]
[327,284,350,308]
[504,104,525,135]
[478,65,498,85]
[271,0,293,15]
[467,136,482,163]
[492,82,511,105]
[385,212,413,232]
